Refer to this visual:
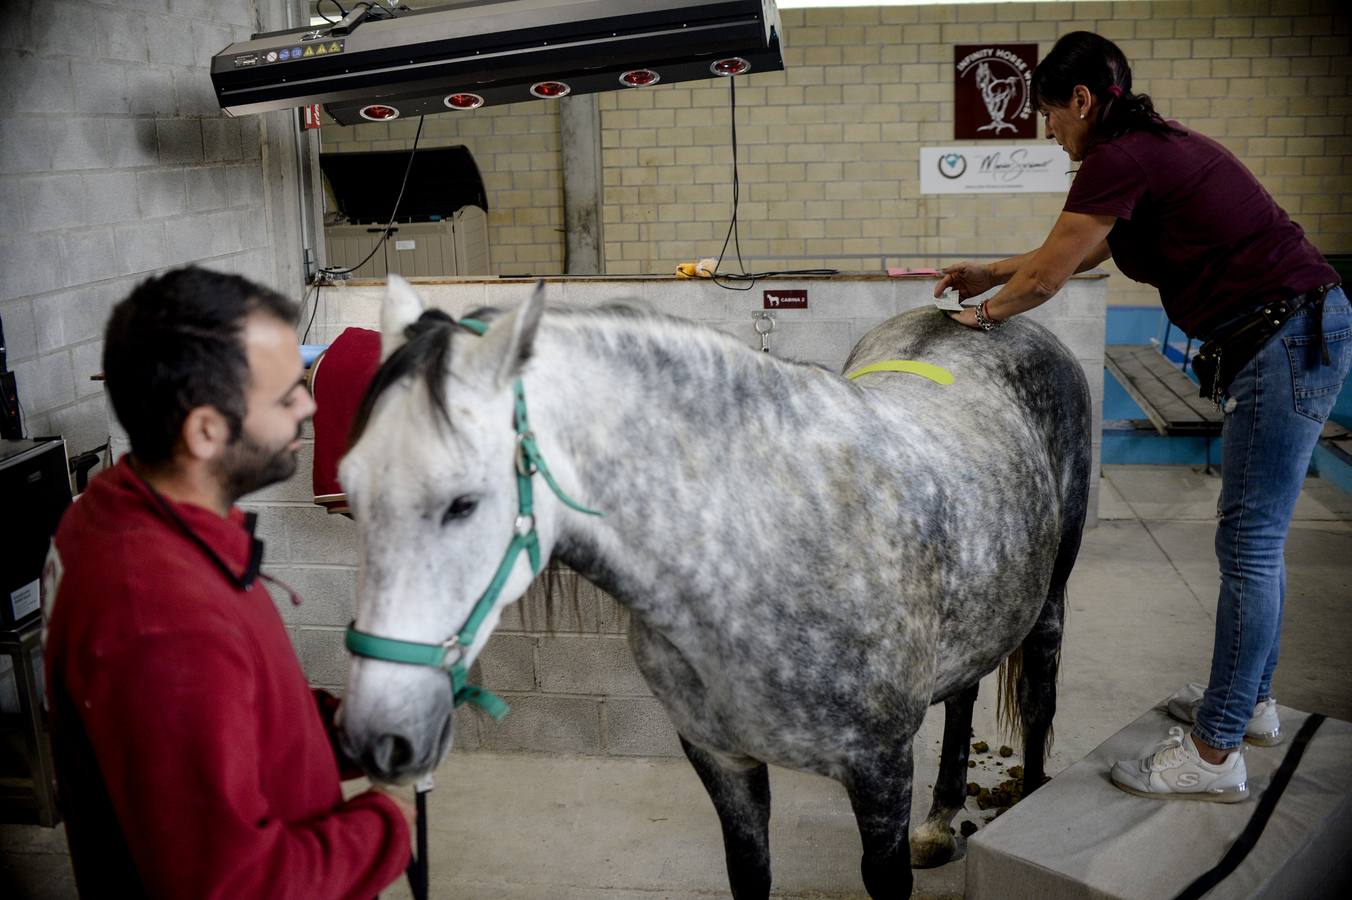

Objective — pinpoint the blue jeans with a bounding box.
[1193,286,1351,750]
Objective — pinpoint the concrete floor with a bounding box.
[4,466,1350,899]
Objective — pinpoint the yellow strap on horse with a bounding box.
[845,359,954,386]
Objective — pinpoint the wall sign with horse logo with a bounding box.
[954,44,1037,140]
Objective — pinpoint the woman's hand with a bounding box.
[934,262,996,301]
[947,307,983,330]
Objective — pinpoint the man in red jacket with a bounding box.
[42,266,413,898]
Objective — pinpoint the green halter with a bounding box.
[345,317,603,721]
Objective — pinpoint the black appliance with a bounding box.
[0,439,72,628]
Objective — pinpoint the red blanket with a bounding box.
[309,327,381,514]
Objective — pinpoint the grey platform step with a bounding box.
[965,701,1352,899]
[1105,344,1224,437]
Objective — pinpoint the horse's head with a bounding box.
[337,276,545,782]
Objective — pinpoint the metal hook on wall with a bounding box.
[752,311,776,353]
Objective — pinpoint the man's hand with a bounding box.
[934,262,996,300]
[369,787,417,836]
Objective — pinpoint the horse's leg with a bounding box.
[845,750,916,900]
[679,736,772,900]
[909,682,978,867]
[1020,556,1072,795]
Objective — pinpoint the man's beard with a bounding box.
[213,427,301,503]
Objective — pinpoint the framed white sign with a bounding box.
[920,145,1072,194]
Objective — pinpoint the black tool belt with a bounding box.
[1192,283,1337,407]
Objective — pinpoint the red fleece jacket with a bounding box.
[43,458,410,898]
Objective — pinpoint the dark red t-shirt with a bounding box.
[1063,123,1338,337]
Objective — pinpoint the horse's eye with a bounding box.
[441,496,478,525]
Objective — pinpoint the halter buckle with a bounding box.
[440,634,463,668]
[515,431,538,477]
[514,513,535,537]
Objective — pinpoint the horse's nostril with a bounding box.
[365,733,415,775]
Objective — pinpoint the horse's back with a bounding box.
[844,307,1091,481]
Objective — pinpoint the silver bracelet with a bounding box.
[973,300,1002,331]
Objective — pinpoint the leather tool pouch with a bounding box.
[1193,286,1332,404]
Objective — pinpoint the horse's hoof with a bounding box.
[909,831,957,869]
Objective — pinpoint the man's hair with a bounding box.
[1032,31,1183,147]
[103,266,299,463]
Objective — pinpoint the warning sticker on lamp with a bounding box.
[920,145,1071,194]
[764,289,808,310]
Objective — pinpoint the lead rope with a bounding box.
[406,773,433,900]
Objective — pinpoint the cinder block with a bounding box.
[477,634,538,693]
[162,213,218,266]
[114,221,167,276]
[150,15,199,68]
[175,69,222,119]
[202,118,243,163]
[137,169,187,218]
[105,118,159,169]
[95,8,149,63]
[12,352,75,414]
[185,166,229,211]
[475,695,602,753]
[71,61,130,115]
[0,236,63,302]
[22,174,85,232]
[9,56,74,115]
[0,300,36,364]
[156,118,203,164]
[284,504,359,565]
[59,229,118,288]
[267,564,357,627]
[126,67,178,116]
[84,171,140,226]
[537,635,650,696]
[602,697,682,756]
[224,163,263,208]
[49,118,108,171]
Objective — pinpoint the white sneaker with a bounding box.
[1110,727,1249,803]
[1165,682,1283,747]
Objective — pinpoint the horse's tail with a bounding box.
[996,529,1079,765]
[994,595,1064,757]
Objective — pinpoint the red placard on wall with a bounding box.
[302,104,323,130]
[954,44,1038,140]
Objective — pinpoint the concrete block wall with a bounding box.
[315,0,1349,310]
[0,0,301,463]
[253,272,1105,756]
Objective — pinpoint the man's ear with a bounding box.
[471,281,545,389]
[380,274,425,362]
[179,405,232,462]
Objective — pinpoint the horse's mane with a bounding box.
[347,308,465,449]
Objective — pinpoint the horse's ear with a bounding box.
[380,274,424,362]
[478,281,545,389]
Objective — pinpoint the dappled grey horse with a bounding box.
[338,277,1090,899]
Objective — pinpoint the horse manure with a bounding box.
[998,745,1014,757]
[972,741,989,753]
[1008,765,1024,780]
[960,820,978,838]
[968,760,976,768]
[966,781,980,796]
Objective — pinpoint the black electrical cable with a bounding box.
[711,77,838,291]
[316,0,348,25]
[302,280,322,345]
[318,114,425,279]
